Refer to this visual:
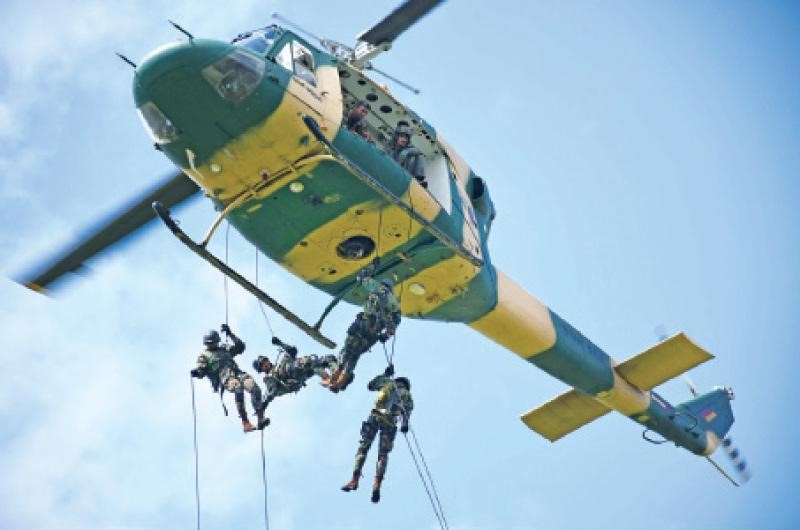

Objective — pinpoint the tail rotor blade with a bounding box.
[722,437,752,483]
[683,376,699,397]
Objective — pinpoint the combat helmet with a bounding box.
[203,329,220,346]
[253,355,272,372]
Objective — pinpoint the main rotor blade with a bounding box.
[17,171,199,293]
[356,0,444,46]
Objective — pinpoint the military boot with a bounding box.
[256,409,270,430]
[319,371,332,387]
[237,402,256,433]
[325,367,344,388]
[371,476,383,503]
[341,471,360,492]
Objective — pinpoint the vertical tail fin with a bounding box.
[678,387,734,440]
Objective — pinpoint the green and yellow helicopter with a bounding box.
[17,0,749,485]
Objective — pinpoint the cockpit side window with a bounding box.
[274,40,317,86]
[232,27,280,55]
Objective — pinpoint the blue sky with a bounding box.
[1,1,798,529]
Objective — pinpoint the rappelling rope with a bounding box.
[374,193,449,528]
[407,427,448,529]
[260,430,270,530]
[190,376,201,530]
[254,249,275,336]
[380,342,450,530]
[223,221,231,328]
[376,206,384,259]
[252,247,273,530]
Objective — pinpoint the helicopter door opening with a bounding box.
[275,40,317,86]
[336,63,451,210]
[422,152,452,213]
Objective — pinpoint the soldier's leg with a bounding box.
[242,374,269,430]
[338,334,379,390]
[342,416,378,492]
[372,424,397,503]
[226,376,255,433]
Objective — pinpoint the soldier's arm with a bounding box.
[400,392,414,431]
[227,335,245,356]
[389,304,402,332]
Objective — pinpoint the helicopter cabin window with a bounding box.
[232,27,280,55]
[275,40,317,86]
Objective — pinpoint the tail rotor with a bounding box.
[654,326,751,486]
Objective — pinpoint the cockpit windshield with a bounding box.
[232,27,280,55]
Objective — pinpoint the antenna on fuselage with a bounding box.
[363,63,420,94]
[115,53,137,69]
[272,13,324,44]
[168,20,194,40]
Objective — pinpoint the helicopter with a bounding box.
[16,0,749,485]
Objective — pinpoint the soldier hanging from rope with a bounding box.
[341,365,413,503]
[190,324,269,432]
[324,264,402,391]
[251,336,338,418]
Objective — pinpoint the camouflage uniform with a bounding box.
[259,352,337,408]
[334,275,401,389]
[192,328,267,432]
[342,373,413,502]
[391,124,427,188]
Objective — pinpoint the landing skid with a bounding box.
[152,201,336,349]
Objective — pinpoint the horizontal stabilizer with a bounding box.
[521,389,610,442]
[616,332,713,391]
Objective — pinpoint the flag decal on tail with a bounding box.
[701,407,717,422]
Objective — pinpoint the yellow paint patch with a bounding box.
[25,282,46,294]
[594,368,651,416]
[469,270,556,358]
[405,179,441,223]
[281,196,440,284]
[703,431,722,456]
[182,64,343,204]
[396,255,481,316]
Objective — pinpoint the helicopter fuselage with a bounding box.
[131,27,733,458]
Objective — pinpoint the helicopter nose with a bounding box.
[133,38,283,171]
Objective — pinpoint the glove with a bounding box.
[287,346,298,357]
[400,424,409,434]
[221,323,231,335]
[190,368,204,378]
[271,336,281,346]
[384,364,395,377]
[377,332,389,344]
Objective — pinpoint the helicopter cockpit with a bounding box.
[231,26,282,54]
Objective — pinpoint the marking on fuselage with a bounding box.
[468,270,556,357]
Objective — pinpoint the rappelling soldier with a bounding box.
[190,324,269,432]
[341,365,413,503]
[391,121,428,188]
[251,336,338,414]
[325,265,401,391]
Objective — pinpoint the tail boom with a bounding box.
[470,269,722,455]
